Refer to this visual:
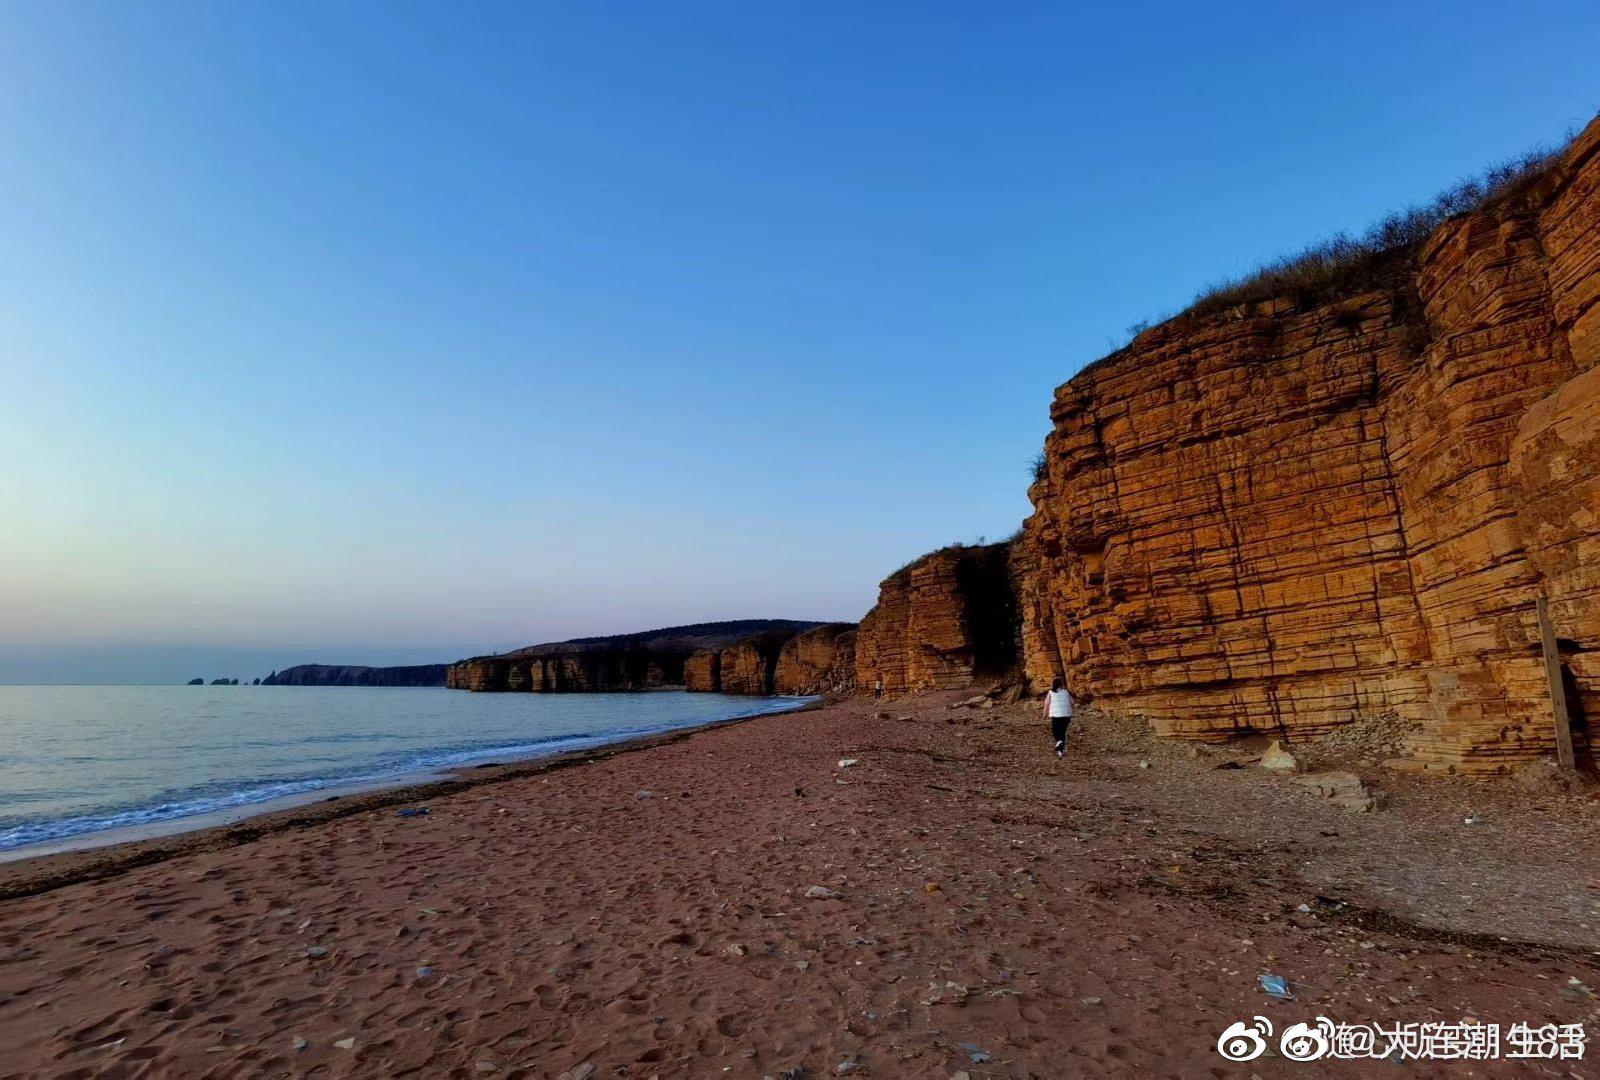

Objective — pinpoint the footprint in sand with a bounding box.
[715,1012,752,1038]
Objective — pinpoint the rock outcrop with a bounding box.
[683,649,721,693]
[684,623,857,696]
[717,629,793,696]
[261,664,449,687]
[448,620,823,693]
[775,623,857,695]
[1016,116,1600,774]
[855,542,1020,695]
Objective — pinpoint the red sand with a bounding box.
[1,691,1597,1078]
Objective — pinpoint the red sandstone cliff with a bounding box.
[855,542,1020,695]
[446,620,821,693]
[775,623,857,695]
[1016,116,1600,774]
[683,650,721,693]
[685,623,857,696]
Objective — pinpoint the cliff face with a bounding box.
[684,650,721,692]
[447,620,823,693]
[684,623,856,696]
[261,664,449,687]
[448,653,670,693]
[1017,117,1600,773]
[718,638,780,696]
[855,542,1019,694]
[774,623,857,695]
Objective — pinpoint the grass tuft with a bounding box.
[1185,144,1564,319]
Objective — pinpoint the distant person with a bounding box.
[874,676,884,699]
[1045,677,1074,758]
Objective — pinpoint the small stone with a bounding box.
[804,885,841,900]
[1260,740,1298,773]
[476,1063,499,1074]
[635,790,653,800]
[566,1064,597,1080]
[794,960,810,971]
[1138,760,1151,769]
[334,1037,356,1050]
[920,981,970,1006]
[1080,996,1103,1006]
[1291,771,1378,812]
[838,759,859,768]
[416,966,435,979]
[834,1063,859,1075]
[725,943,747,957]
[306,946,328,959]
[922,882,942,894]
[292,1036,308,1052]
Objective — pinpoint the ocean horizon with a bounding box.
[0,685,809,855]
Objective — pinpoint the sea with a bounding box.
[0,685,810,856]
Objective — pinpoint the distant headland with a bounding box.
[259,665,449,688]
[446,619,848,696]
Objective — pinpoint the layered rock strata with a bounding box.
[855,542,1020,694]
[683,650,721,693]
[685,623,857,696]
[774,623,858,695]
[448,620,821,693]
[1016,117,1600,773]
[717,631,790,696]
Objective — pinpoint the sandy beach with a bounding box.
[2,692,1598,1078]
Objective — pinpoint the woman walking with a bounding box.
[1045,677,1074,758]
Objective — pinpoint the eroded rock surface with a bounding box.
[447,620,821,693]
[1016,117,1600,774]
[774,623,857,695]
[855,542,1020,695]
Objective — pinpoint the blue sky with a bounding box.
[1,1,1596,682]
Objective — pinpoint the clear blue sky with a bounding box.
[1,1,1595,682]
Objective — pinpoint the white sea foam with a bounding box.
[0,688,809,853]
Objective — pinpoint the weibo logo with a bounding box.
[1217,1017,1272,1061]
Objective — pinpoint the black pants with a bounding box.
[1051,715,1071,743]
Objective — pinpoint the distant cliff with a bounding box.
[854,542,1020,695]
[261,664,449,687]
[446,620,825,693]
[686,622,857,696]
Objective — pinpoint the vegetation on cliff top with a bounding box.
[484,619,827,661]
[1080,127,1579,378]
[886,537,1013,584]
[1186,139,1566,319]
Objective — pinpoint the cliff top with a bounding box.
[1076,114,1598,384]
[260,664,449,686]
[474,619,830,662]
[885,539,1013,586]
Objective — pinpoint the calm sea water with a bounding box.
[0,685,808,853]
